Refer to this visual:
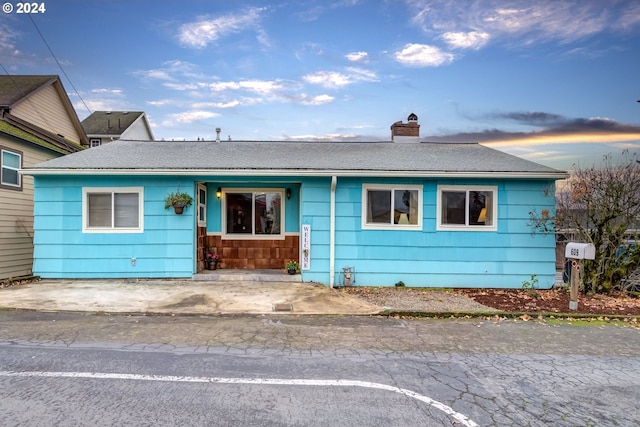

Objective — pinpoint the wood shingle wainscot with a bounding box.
[198,228,299,270]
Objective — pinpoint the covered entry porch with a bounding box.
[195,181,301,273]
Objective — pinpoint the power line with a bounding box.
[27,14,92,116]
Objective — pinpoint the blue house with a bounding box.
[23,115,568,288]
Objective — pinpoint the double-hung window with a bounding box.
[1,147,22,190]
[223,189,284,239]
[362,184,422,230]
[437,185,497,231]
[82,187,143,233]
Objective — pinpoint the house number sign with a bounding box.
[301,224,311,270]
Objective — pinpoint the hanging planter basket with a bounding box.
[165,191,193,215]
[172,202,186,215]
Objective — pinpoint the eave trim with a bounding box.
[22,168,569,180]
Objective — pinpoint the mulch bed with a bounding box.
[456,288,640,316]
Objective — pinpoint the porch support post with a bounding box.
[329,175,337,288]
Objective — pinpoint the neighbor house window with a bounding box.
[82,187,143,233]
[437,185,497,231]
[362,184,422,230]
[90,139,101,147]
[223,189,284,239]
[1,147,22,190]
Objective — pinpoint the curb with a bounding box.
[382,309,640,321]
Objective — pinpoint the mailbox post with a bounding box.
[564,243,596,310]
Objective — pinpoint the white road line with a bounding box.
[0,370,478,427]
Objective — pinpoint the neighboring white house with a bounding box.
[81,111,154,147]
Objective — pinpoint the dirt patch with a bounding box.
[457,288,640,316]
[338,287,498,313]
[339,286,640,316]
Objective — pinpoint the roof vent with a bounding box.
[215,128,221,143]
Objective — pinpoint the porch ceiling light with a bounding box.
[216,187,222,198]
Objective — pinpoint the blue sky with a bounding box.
[2,0,640,170]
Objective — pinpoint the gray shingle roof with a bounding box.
[0,75,57,107]
[81,111,145,135]
[25,139,567,178]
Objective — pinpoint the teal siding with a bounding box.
[33,175,302,279]
[34,176,195,278]
[298,177,332,283]
[33,173,558,288]
[306,177,558,289]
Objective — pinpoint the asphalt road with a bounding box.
[0,312,638,426]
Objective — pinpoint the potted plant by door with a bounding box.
[206,250,220,270]
[164,191,193,214]
[285,260,300,275]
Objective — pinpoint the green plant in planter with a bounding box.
[285,260,300,274]
[165,191,193,214]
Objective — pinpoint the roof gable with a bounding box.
[0,75,88,152]
[0,75,57,107]
[82,111,146,136]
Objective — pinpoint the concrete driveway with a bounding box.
[0,279,383,316]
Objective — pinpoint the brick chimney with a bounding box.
[391,113,420,143]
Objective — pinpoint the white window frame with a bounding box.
[82,187,144,233]
[437,185,498,232]
[1,148,22,189]
[221,188,285,240]
[361,184,423,230]
[197,183,207,227]
[90,138,102,147]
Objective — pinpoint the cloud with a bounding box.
[303,71,354,88]
[394,43,454,67]
[303,67,378,88]
[301,94,334,105]
[134,60,204,82]
[442,31,490,49]
[425,116,640,146]
[165,110,220,125]
[178,7,265,48]
[616,2,640,31]
[0,21,19,56]
[489,111,568,127]
[91,88,124,95]
[284,133,360,141]
[345,51,368,62]
[407,0,640,51]
[192,101,241,109]
[207,79,285,95]
[146,99,172,107]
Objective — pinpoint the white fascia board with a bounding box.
[22,168,569,179]
[86,134,122,138]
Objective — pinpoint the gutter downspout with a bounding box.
[329,175,337,288]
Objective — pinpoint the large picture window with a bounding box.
[224,189,283,239]
[82,187,143,233]
[362,184,422,230]
[437,185,497,231]
[1,147,22,190]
